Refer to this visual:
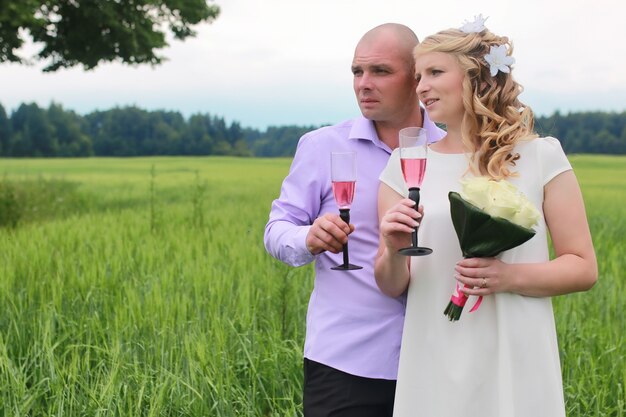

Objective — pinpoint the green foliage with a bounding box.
[0,177,21,228]
[1,102,625,158]
[0,155,623,415]
[555,155,626,416]
[249,125,320,157]
[0,0,220,71]
[0,156,306,415]
[9,102,57,156]
[0,0,40,62]
[0,175,93,228]
[47,102,93,156]
[535,111,626,154]
[190,170,207,228]
[0,103,11,154]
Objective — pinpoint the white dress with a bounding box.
[380,137,572,417]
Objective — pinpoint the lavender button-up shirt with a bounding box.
[264,113,445,379]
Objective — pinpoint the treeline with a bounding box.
[535,111,626,154]
[0,102,625,157]
[0,102,316,158]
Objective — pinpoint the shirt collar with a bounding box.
[348,115,379,142]
[347,108,444,152]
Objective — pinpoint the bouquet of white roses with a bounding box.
[443,177,541,321]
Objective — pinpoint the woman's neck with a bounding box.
[430,127,465,154]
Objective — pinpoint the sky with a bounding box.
[1,0,625,130]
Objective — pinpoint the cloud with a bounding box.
[1,0,624,129]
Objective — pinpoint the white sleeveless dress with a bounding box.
[379,137,571,417]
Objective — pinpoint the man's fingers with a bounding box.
[306,212,357,254]
[320,215,353,239]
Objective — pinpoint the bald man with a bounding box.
[265,23,445,416]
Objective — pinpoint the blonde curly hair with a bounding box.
[414,28,537,179]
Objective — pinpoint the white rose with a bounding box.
[511,198,541,229]
[459,177,492,209]
[459,177,540,229]
[491,179,518,195]
[485,181,519,220]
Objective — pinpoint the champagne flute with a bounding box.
[398,127,433,256]
[330,151,363,270]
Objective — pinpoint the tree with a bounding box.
[135,111,182,155]
[182,114,214,155]
[0,103,11,155]
[47,102,93,156]
[0,0,220,71]
[89,106,150,156]
[10,102,58,156]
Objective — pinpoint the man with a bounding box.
[264,23,445,417]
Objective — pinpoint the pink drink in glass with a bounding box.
[332,180,356,209]
[401,158,427,189]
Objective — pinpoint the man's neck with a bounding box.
[374,110,424,150]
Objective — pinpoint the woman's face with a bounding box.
[414,51,465,127]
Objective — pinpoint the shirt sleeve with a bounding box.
[379,148,408,197]
[263,133,325,267]
[539,137,572,186]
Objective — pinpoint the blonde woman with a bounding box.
[374,17,597,417]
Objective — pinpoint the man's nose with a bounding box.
[357,73,373,90]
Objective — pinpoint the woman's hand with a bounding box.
[375,184,415,297]
[454,257,513,296]
[456,170,598,298]
[380,198,422,251]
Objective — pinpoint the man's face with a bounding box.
[351,36,418,124]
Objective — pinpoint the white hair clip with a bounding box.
[460,14,488,33]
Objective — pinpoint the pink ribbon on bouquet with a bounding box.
[450,283,483,313]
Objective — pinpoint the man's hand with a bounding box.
[306,213,355,255]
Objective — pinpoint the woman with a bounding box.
[374,18,597,417]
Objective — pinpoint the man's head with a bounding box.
[351,23,419,127]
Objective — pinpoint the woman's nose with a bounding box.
[416,79,429,95]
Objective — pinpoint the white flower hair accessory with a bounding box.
[484,44,515,76]
[460,14,488,33]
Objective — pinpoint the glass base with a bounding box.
[398,246,433,256]
[331,263,363,271]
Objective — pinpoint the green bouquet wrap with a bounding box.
[443,184,539,321]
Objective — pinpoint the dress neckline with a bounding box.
[428,145,468,156]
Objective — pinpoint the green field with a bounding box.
[0,155,624,416]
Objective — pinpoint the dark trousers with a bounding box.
[303,358,396,417]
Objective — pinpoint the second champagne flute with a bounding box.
[330,151,363,270]
[398,127,433,256]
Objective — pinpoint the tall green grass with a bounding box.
[0,155,624,416]
[555,155,625,416]
[0,157,308,416]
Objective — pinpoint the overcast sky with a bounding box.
[1,0,624,130]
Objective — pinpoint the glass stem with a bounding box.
[408,187,420,248]
[339,208,351,265]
